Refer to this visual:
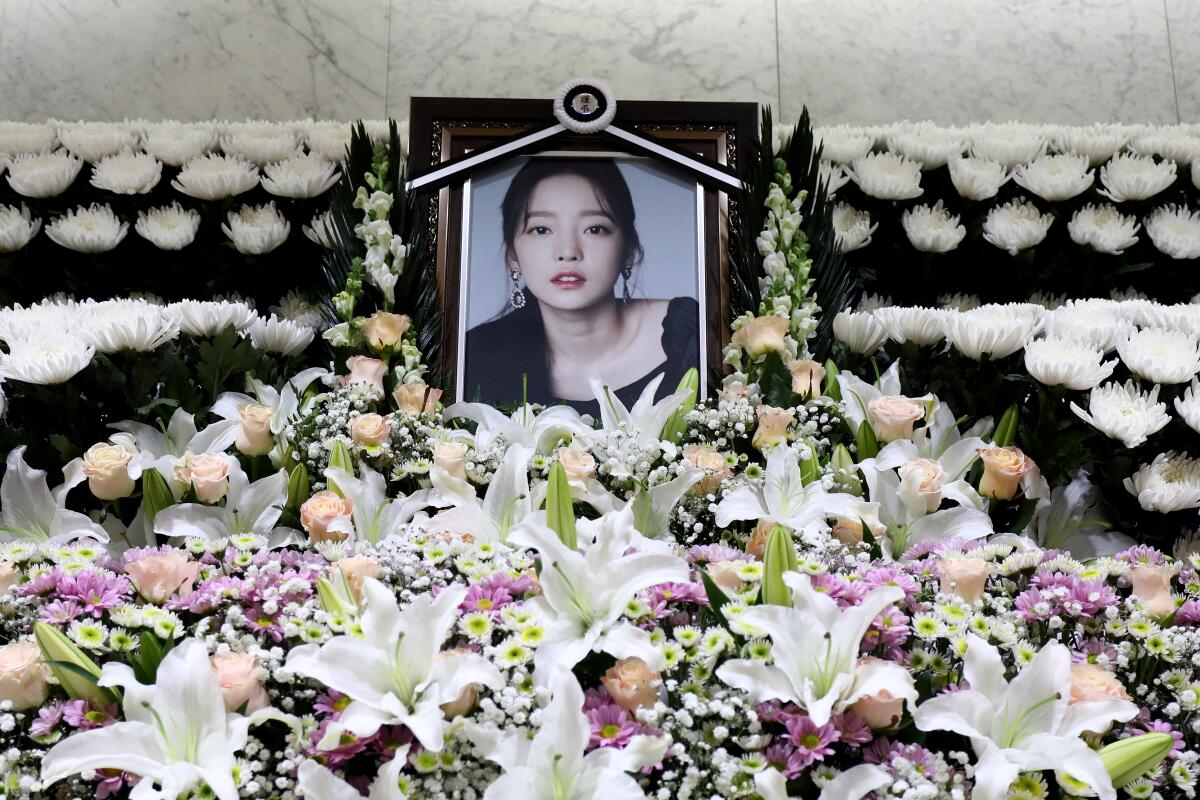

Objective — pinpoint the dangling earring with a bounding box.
[510,267,526,309]
[620,264,633,304]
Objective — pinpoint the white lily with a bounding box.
[619,468,704,540]
[153,460,287,541]
[425,444,533,544]
[286,578,501,752]
[859,459,993,558]
[467,669,669,800]
[41,639,294,800]
[111,406,239,494]
[509,511,689,679]
[325,463,438,545]
[755,764,890,800]
[587,373,693,453]
[836,361,904,435]
[913,635,1138,800]
[717,572,915,726]
[715,444,873,545]
[874,398,990,487]
[1010,471,1134,559]
[212,367,329,465]
[295,748,409,800]
[0,446,108,544]
[444,400,592,454]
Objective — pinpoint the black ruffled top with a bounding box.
[463,296,700,417]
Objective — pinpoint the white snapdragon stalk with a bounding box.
[1144,204,1200,260]
[296,753,409,800]
[718,572,917,725]
[444,400,592,453]
[425,444,534,544]
[913,636,1137,800]
[756,765,889,800]
[45,203,128,253]
[57,121,138,162]
[1012,153,1093,202]
[831,202,876,253]
[0,446,108,544]
[969,124,1046,168]
[172,153,259,200]
[89,148,162,194]
[847,152,923,200]
[142,121,217,166]
[814,126,874,165]
[6,150,83,197]
[901,201,965,253]
[0,204,41,252]
[1070,380,1171,448]
[42,639,293,800]
[1124,452,1200,513]
[886,126,964,169]
[945,304,1043,361]
[873,306,946,346]
[135,202,201,250]
[948,156,1008,201]
[0,333,94,384]
[1098,152,1176,202]
[1176,378,1200,434]
[1068,203,1140,255]
[154,459,289,541]
[982,198,1053,255]
[222,202,290,254]
[168,299,258,337]
[467,669,669,800]
[1054,125,1127,167]
[261,152,340,198]
[1023,338,1117,390]
[325,464,437,545]
[832,310,886,355]
[246,313,313,356]
[287,578,501,752]
[1118,327,1200,384]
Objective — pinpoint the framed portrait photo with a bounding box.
[409,97,758,415]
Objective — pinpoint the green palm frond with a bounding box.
[729,106,775,318]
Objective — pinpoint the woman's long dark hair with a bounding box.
[493,159,645,401]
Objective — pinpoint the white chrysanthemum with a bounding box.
[260,153,340,198]
[362,119,395,144]
[1174,379,1200,435]
[0,122,56,157]
[874,306,946,346]
[948,156,1008,201]
[88,149,162,194]
[0,334,94,385]
[832,310,886,355]
[305,121,352,162]
[969,124,1046,168]
[1098,153,1176,202]
[1132,130,1200,165]
[80,300,179,353]
[832,203,876,253]
[0,204,41,253]
[818,161,850,195]
[982,198,1054,255]
[221,202,290,255]
[142,122,217,166]
[6,150,83,197]
[220,129,301,167]
[1138,303,1200,339]
[886,127,964,169]
[856,292,892,313]
[939,293,982,312]
[0,299,84,343]
[135,203,201,250]
[57,122,138,162]
[1012,153,1093,202]
[1042,300,1130,351]
[172,153,259,200]
[1115,297,1160,326]
[945,304,1043,361]
[1118,327,1200,384]
[1029,291,1067,310]
[270,290,325,331]
[1070,381,1170,448]
[1144,205,1200,260]
[847,152,923,200]
[45,204,128,253]
[168,300,258,337]
[1067,204,1139,255]
[814,126,875,164]
[1124,452,1200,513]
[1023,338,1116,390]
[302,210,338,249]
[1053,125,1127,167]
[901,201,965,253]
[246,314,315,356]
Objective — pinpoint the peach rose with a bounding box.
[438,649,480,718]
[433,441,469,479]
[718,382,751,404]
[174,453,231,503]
[706,561,745,593]
[867,396,925,443]
[1069,663,1132,705]
[850,658,907,729]
[683,445,733,496]
[81,442,136,500]
[300,490,354,543]
[977,446,1034,501]
[349,413,391,448]
[788,359,826,400]
[898,457,946,513]
[0,562,18,594]
[1130,563,1176,620]
[752,405,794,450]
[0,641,50,710]
[601,657,661,713]
[832,516,865,546]
[393,382,442,416]
[335,556,382,604]
[235,402,275,456]
[732,315,789,359]
[556,445,596,481]
[936,557,991,603]
[126,551,203,604]
[210,652,270,713]
[746,519,777,559]
[360,311,411,350]
[343,355,387,398]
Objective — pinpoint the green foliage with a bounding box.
[544,461,577,549]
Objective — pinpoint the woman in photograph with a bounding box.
[464,158,700,416]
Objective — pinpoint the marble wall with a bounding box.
[0,0,1191,126]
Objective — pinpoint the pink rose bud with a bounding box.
[897,457,946,513]
[1130,563,1176,621]
[126,551,204,604]
[393,382,442,416]
[706,561,745,593]
[359,311,411,351]
[977,446,1034,501]
[174,453,232,503]
[787,359,826,400]
[210,652,270,713]
[867,395,925,443]
[683,445,733,495]
[0,561,18,594]
[235,402,275,457]
[0,641,51,710]
[81,442,136,500]
[348,413,391,449]
[935,556,992,603]
[849,658,907,730]
[433,441,469,479]
[746,519,778,559]
[300,490,355,543]
[556,445,596,481]
[335,556,382,604]
[752,405,795,451]
[1069,663,1132,705]
[601,657,661,713]
[732,315,789,359]
[343,355,387,398]
[438,648,481,718]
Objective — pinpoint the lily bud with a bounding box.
[798,438,821,485]
[1099,732,1174,788]
[993,403,1019,447]
[823,359,841,401]
[33,621,113,707]
[855,420,879,460]
[140,468,175,524]
[830,444,862,495]
[286,463,310,514]
[762,525,798,606]
[545,461,577,549]
[661,368,699,444]
[316,575,357,616]
[326,441,355,497]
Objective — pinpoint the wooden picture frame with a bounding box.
[408,97,758,405]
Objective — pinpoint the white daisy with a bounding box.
[269,290,325,331]
[968,123,1046,168]
[1132,130,1200,165]
[0,122,57,157]
[303,210,339,249]
[81,300,179,353]
[1067,204,1139,255]
[818,161,850,195]
[142,122,217,166]
[0,334,94,385]
[1144,205,1200,260]
[1053,125,1127,167]
[1174,379,1200,435]
[1070,381,1170,447]
[305,121,352,162]
[847,152,923,200]
[1042,300,1130,352]
[1124,452,1200,513]
[939,293,982,312]
[45,204,128,253]
[982,198,1054,255]
[220,128,301,167]
[814,126,875,165]
[1098,153,1176,202]
[886,126,964,170]
[1118,327,1200,384]
[1024,338,1117,390]
[168,300,258,337]
[901,201,965,253]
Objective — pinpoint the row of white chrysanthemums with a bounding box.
[835,295,1200,450]
[790,121,1200,259]
[0,292,322,389]
[0,119,403,255]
